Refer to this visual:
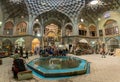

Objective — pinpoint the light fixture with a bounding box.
[35,19,39,22]
[0,21,2,26]
[37,34,41,37]
[81,18,84,22]
[7,31,9,34]
[92,41,95,44]
[98,18,101,21]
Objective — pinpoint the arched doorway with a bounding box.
[89,24,96,37]
[44,23,61,46]
[33,23,41,36]
[32,38,40,54]
[2,39,13,55]
[15,38,25,48]
[104,19,119,35]
[107,38,119,51]
[78,24,87,36]
[4,21,14,35]
[16,21,27,35]
[65,24,73,36]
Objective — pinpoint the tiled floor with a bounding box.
[0,54,120,82]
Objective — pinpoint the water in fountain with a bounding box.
[49,58,61,69]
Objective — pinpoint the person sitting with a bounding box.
[12,58,26,78]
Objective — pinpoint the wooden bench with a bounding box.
[17,70,33,80]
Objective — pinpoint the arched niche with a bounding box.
[65,24,73,36]
[16,21,27,35]
[89,24,97,37]
[32,38,40,54]
[2,39,13,55]
[107,38,119,51]
[4,21,14,35]
[15,38,25,48]
[44,23,60,46]
[33,23,41,36]
[78,23,87,36]
[104,19,119,35]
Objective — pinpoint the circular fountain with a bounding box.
[27,56,89,78]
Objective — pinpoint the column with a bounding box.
[40,18,44,37]
[61,20,65,37]
[61,20,65,44]
[40,18,45,47]
[28,15,34,35]
[71,17,79,36]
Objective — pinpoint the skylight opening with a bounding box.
[87,0,105,9]
[90,0,98,5]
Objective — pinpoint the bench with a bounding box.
[17,70,33,80]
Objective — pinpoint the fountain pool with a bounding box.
[27,56,90,79]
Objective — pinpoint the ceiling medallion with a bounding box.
[87,0,106,9]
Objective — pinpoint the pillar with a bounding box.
[28,15,34,35]
[71,17,79,36]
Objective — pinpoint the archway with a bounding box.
[44,23,60,46]
[104,19,119,35]
[2,39,13,55]
[32,38,40,54]
[34,10,71,47]
[107,38,119,52]
[33,23,41,36]
[4,21,14,35]
[65,24,73,36]
[16,21,27,35]
[89,24,96,37]
[15,38,25,48]
[78,24,87,36]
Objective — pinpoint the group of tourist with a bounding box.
[14,45,69,58]
[38,46,69,57]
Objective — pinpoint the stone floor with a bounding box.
[0,54,120,82]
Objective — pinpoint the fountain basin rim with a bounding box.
[27,56,88,77]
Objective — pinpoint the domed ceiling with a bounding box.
[0,0,120,23]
